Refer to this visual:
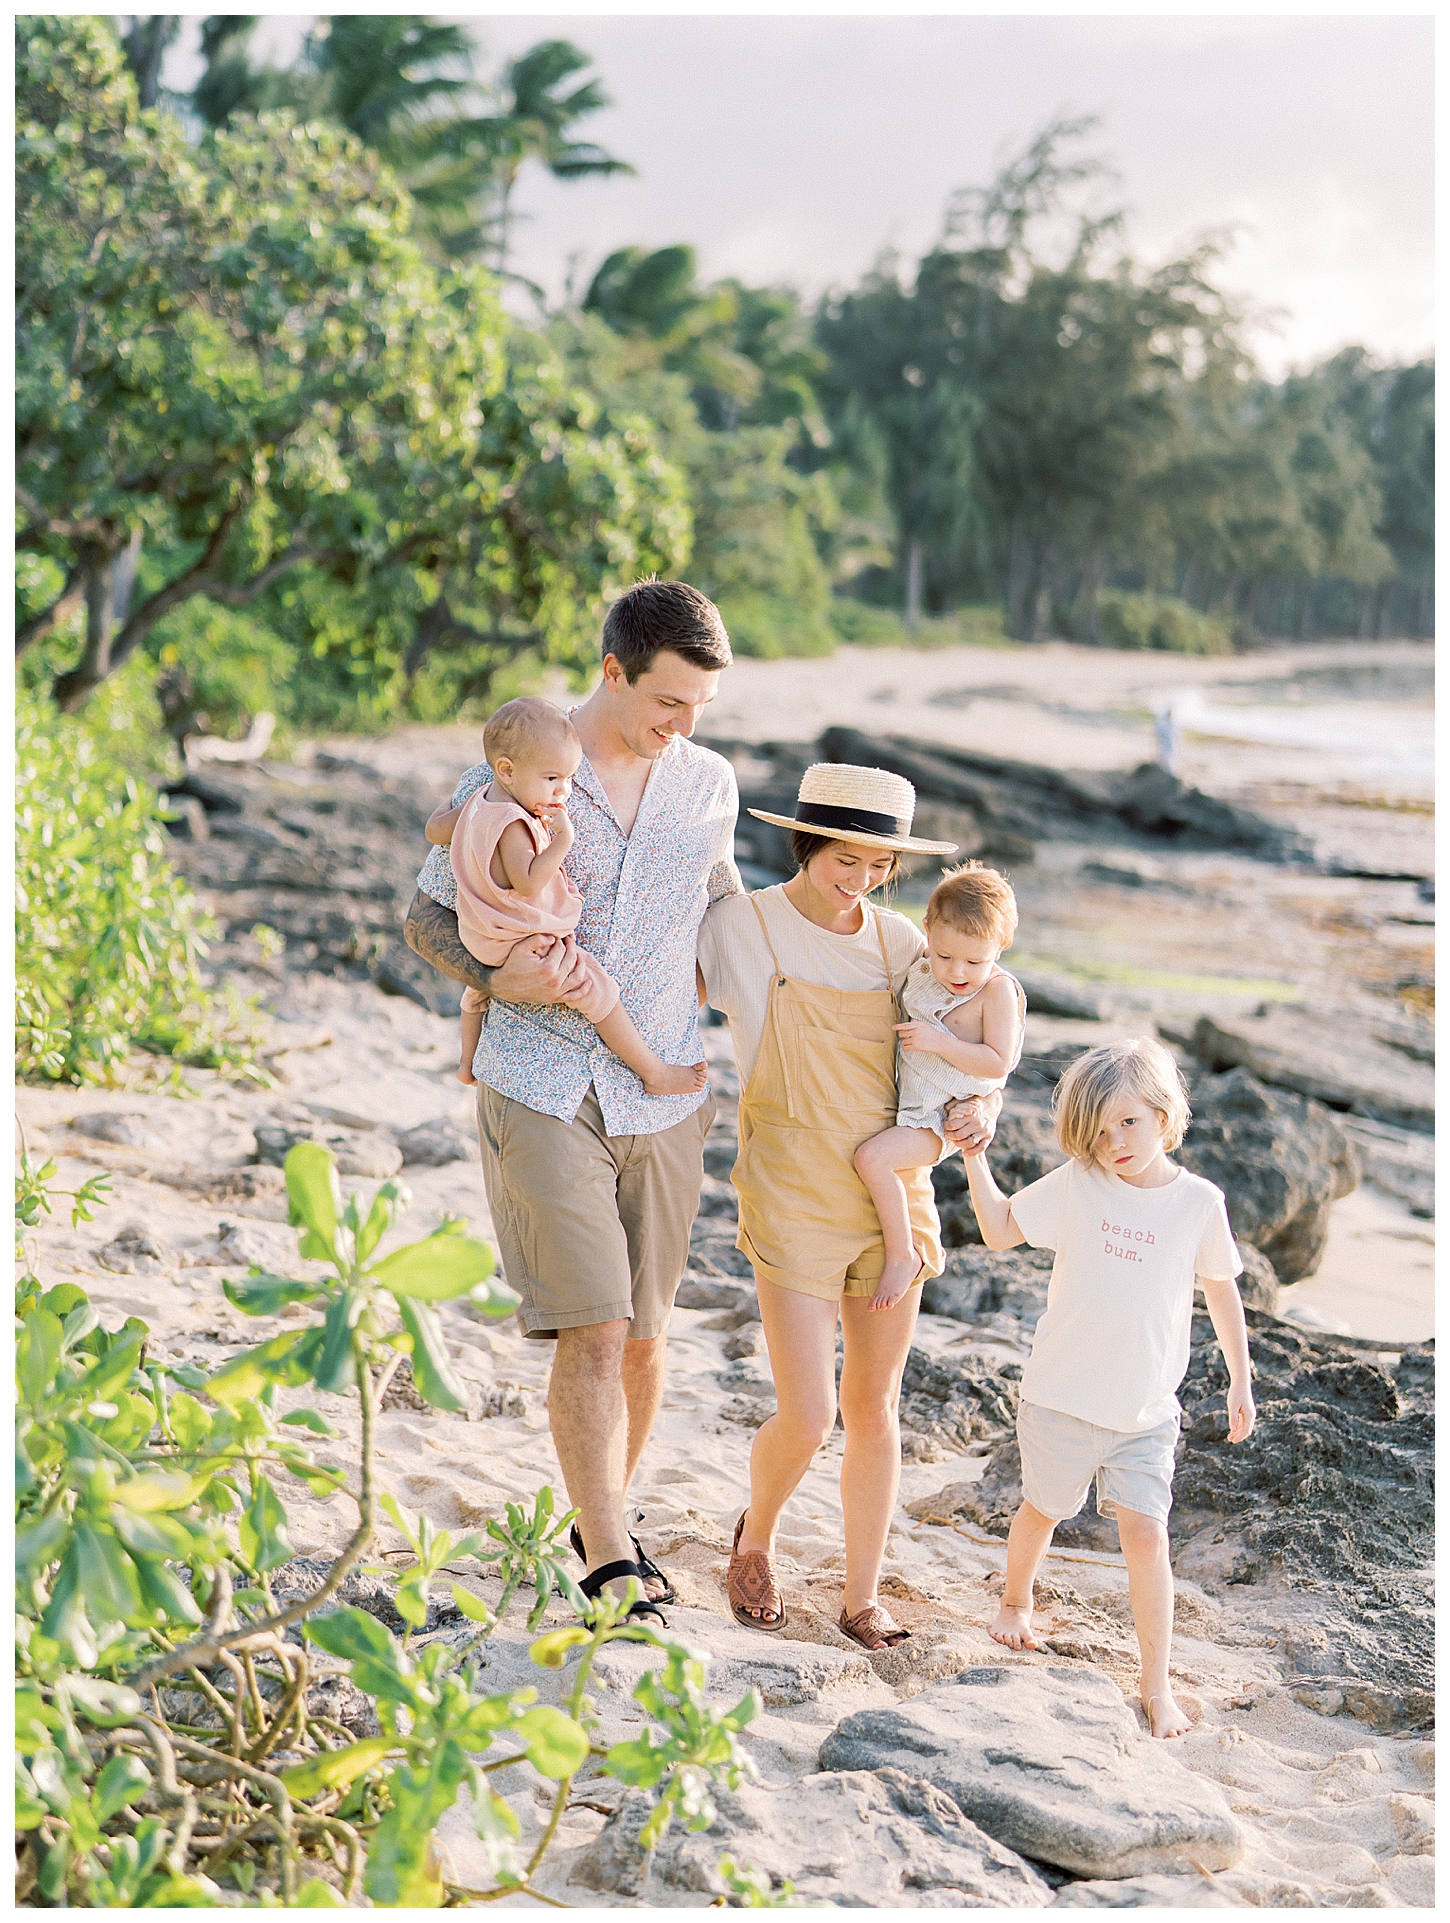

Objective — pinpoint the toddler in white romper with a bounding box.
[854,862,1026,1314]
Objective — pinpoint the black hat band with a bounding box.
[794,801,911,839]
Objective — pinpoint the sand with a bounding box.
[17,635,1433,1905]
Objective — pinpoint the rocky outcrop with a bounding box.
[922,1244,1053,1322]
[819,1665,1244,1878]
[569,1768,1055,1906]
[1177,1068,1360,1283]
[1181,1005,1434,1133]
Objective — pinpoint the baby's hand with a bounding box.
[894,1020,944,1056]
[538,804,574,846]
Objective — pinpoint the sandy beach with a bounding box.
[18,635,1433,1905]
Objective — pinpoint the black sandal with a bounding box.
[578,1558,668,1628]
[571,1524,678,1607]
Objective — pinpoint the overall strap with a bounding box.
[750,891,795,1119]
[871,909,900,1018]
[750,892,785,982]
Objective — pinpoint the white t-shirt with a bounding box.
[697,886,926,1083]
[1010,1158,1242,1433]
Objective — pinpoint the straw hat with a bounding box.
[748,763,959,855]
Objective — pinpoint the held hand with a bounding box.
[894,1020,946,1056]
[1226,1382,1256,1444]
[942,1092,1000,1157]
[487,933,579,1007]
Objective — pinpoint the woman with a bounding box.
[697,763,995,1649]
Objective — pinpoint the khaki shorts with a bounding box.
[475,1083,716,1341]
[1017,1400,1180,1526]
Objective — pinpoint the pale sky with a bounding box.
[163,10,1435,378]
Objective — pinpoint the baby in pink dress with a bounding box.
[425,696,707,1098]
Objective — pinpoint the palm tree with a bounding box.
[466,41,633,279]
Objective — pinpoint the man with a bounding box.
[405,579,739,1622]
[406,577,1002,1619]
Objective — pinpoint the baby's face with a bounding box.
[499,738,581,816]
[924,918,1002,997]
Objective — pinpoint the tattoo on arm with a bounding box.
[403,889,495,992]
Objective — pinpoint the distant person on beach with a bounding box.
[853,863,1026,1311]
[424,696,707,1100]
[697,766,1001,1650]
[962,1037,1256,1738]
[404,579,738,1627]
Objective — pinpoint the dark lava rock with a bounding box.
[271,1555,466,1639]
[394,1116,475,1166]
[1172,1309,1433,1703]
[898,1346,1023,1452]
[922,1246,1045,1322]
[1177,1069,1360,1282]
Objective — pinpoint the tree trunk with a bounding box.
[1026,542,1053,644]
[1071,552,1107,642]
[904,539,924,632]
[51,551,119,711]
[1298,582,1316,641]
[112,528,143,626]
[1242,578,1263,639]
[124,17,179,109]
[1006,520,1032,640]
[1178,559,1199,609]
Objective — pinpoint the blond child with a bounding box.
[426,696,706,1099]
[963,1038,1256,1739]
[854,863,1026,1312]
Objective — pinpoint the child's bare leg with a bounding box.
[854,1126,942,1310]
[457,1007,483,1086]
[989,1500,1056,1649]
[1116,1506,1191,1737]
[594,1003,707,1098]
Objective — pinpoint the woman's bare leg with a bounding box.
[837,1285,921,1616]
[734,1277,839,1617]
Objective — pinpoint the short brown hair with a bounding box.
[483,696,578,769]
[1054,1038,1193,1163]
[601,577,733,683]
[789,829,901,888]
[926,861,1018,949]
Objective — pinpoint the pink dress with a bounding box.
[449,789,619,1023]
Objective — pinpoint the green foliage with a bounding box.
[15,1144,773,1907]
[1094,592,1233,656]
[14,687,267,1086]
[15,1135,112,1316]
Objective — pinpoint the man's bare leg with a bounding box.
[547,1320,639,1599]
[621,1333,670,1600]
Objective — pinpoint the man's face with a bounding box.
[604,650,720,760]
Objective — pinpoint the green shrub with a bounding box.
[1096,592,1233,656]
[829,600,1010,650]
[145,601,297,743]
[15,690,266,1085]
[717,592,837,660]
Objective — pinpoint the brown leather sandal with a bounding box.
[839,1603,911,1650]
[728,1513,786,1633]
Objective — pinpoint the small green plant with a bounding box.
[16,1144,773,1905]
[15,1128,113,1315]
[717,1854,801,1906]
[15,689,269,1086]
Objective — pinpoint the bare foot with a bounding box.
[988,1602,1040,1650]
[1142,1690,1194,1738]
[867,1253,923,1312]
[640,1060,709,1097]
[456,1066,477,1086]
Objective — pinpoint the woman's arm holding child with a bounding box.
[897,975,1021,1081]
[497,809,575,899]
[1197,1272,1257,1443]
[425,802,465,847]
[962,1146,1027,1250]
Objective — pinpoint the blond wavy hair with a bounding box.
[926,861,1018,948]
[1053,1037,1192,1164]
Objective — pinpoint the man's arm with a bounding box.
[404,889,496,992]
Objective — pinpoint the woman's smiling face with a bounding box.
[805,840,898,911]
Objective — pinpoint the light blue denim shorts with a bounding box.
[1017,1400,1180,1526]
